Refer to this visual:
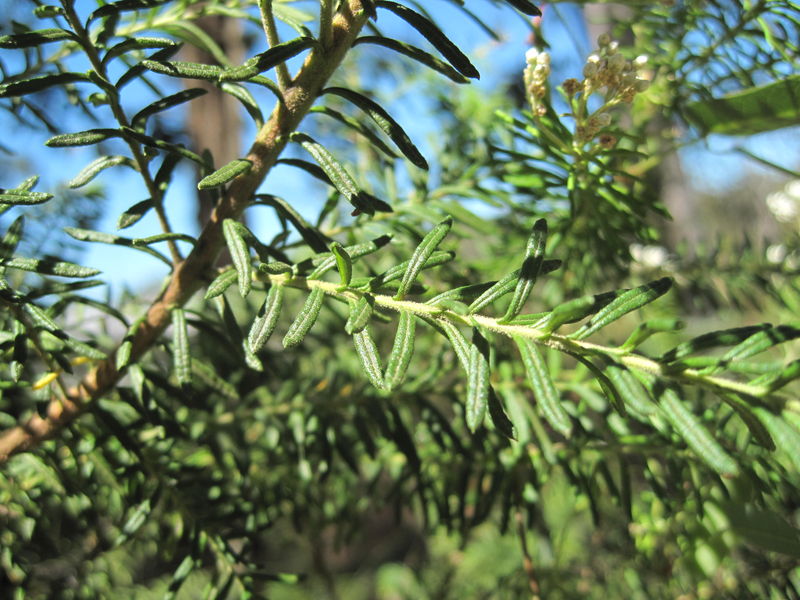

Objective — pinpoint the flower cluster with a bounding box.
[583,34,650,102]
[522,35,652,150]
[523,47,551,116]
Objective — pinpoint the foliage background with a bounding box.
[1,1,800,598]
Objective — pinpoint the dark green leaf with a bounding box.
[573,278,673,340]
[353,328,386,391]
[353,36,469,83]
[222,219,252,297]
[254,195,330,253]
[323,87,428,169]
[467,259,560,314]
[218,37,315,81]
[661,325,767,363]
[69,155,135,189]
[0,29,76,48]
[487,387,516,440]
[131,88,207,129]
[465,328,490,432]
[620,318,685,351]
[0,217,24,260]
[658,386,739,477]
[89,0,172,22]
[376,1,480,79]
[248,284,284,353]
[384,311,416,390]
[205,268,238,300]
[220,82,264,128]
[504,0,541,16]
[500,218,547,323]
[372,250,454,290]
[394,217,452,300]
[142,60,224,81]
[345,294,375,335]
[0,72,90,98]
[283,288,325,348]
[0,190,53,205]
[1,257,100,278]
[103,37,178,64]
[117,199,154,229]
[171,308,191,387]
[46,128,122,147]
[198,159,252,190]
[330,242,353,287]
[514,336,572,437]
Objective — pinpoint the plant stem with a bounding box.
[258,0,292,90]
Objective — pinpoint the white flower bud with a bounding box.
[525,47,539,65]
[536,52,551,67]
[634,55,649,68]
[607,40,619,54]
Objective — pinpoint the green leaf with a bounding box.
[0,190,53,205]
[283,288,325,348]
[371,250,454,291]
[310,106,400,161]
[661,325,766,364]
[500,218,547,323]
[504,0,542,16]
[323,87,428,169]
[604,365,656,417]
[248,284,285,353]
[514,336,572,437]
[290,133,379,215]
[0,29,76,48]
[0,257,100,278]
[255,195,330,253]
[719,393,774,451]
[753,408,800,472]
[222,219,252,297]
[657,386,739,477]
[45,128,122,147]
[220,82,264,128]
[308,235,392,279]
[345,294,375,335]
[487,387,516,440]
[64,227,171,266]
[117,199,154,229]
[171,308,191,388]
[572,278,673,340]
[353,328,386,391]
[0,72,90,98]
[141,59,224,81]
[538,295,601,333]
[466,259,561,314]
[620,318,685,351]
[103,37,179,64]
[394,217,452,300]
[68,155,135,189]
[198,159,252,190]
[427,282,495,306]
[719,502,800,558]
[0,216,24,260]
[684,75,800,135]
[131,88,207,129]
[353,36,470,84]
[218,37,315,82]
[330,242,353,287]
[376,1,480,79]
[384,311,416,390]
[722,324,800,362]
[465,328,490,432]
[89,0,172,22]
[205,268,238,300]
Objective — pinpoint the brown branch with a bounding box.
[0,1,371,464]
[516,510,541,600]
